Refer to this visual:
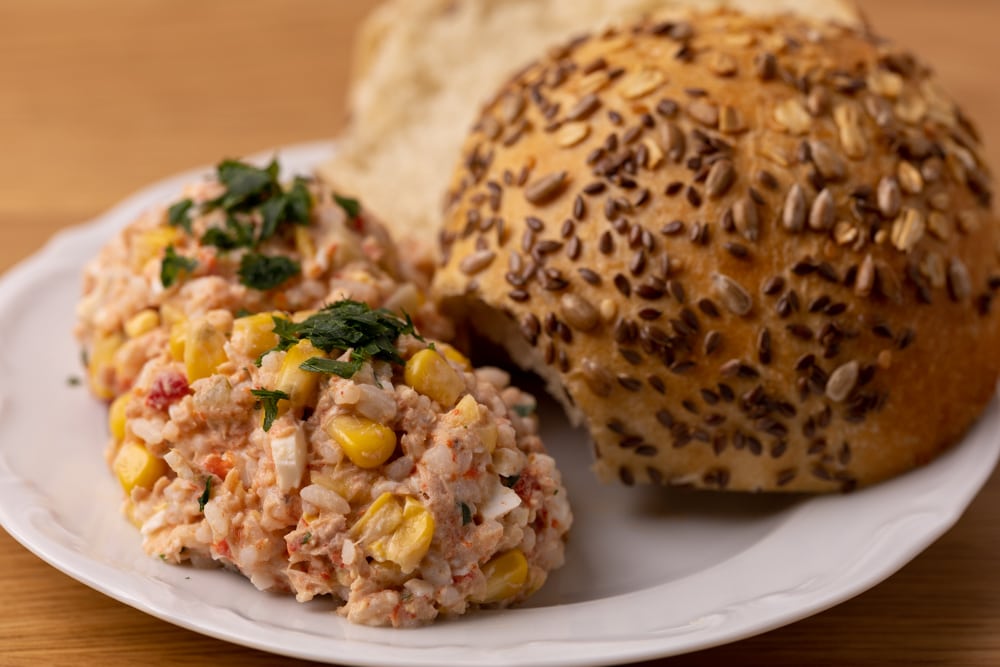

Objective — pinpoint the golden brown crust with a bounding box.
[432,10,1000,492]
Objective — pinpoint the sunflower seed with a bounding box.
[688,100,720,127]
[833,103,867,159]
[947,257,971,301]
[524,171,568,204]
[897,161,924,194]
[566,93,601,121]
[808,188,835,231]
[556,122,590,148]
[705,159,736,198]
[773,98,812,134]
[877,175,901,219]
[825,360,859,402]
[782,183,807,232]
[459,250,496,275]
[856,253,875,297]
[620,68,665,100]
[733,197,759,241]
[712,273,753,316]
[808,140,846,181]
[890,208,925,252]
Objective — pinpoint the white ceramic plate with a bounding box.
[1,141,997,667]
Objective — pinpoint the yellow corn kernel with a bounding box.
[404,348,465,408]
[159,302,185,326]
[354,495,434,574]
[124,309,161,338]
[88,332,124,400]
[294,226,315,260]
[232,312,280,360]
[475,549,529,603]
[439,343,472,371]
[276,340,325,412]
[325,414,397,469]
[381,497,435,574]
[133,227,180,270]
[349,491,403,543]
[477,422,498,454]
[183,317,228,381]
[311,466,370,503]
[123,500,142,528]
[108,392,131,441]
[112,441,168,495]
[452,394,497,453]
[168,320,187,361]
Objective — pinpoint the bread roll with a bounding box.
[319,0,863,242]
[432,10,1000,492]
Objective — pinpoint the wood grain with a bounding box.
[1,1,999,665]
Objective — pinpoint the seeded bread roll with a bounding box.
[318,0,862,243]
[432,10,1000,492]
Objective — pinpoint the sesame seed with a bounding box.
[762,275,785,296]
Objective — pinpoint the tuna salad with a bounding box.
[75,159,571,626]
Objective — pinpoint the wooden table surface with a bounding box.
[2,1,999,665]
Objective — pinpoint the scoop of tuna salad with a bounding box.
[76,159,571,627]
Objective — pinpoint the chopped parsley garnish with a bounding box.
[161,158,325,291]
[459,502,473,526]
[207,159,281,213]
[301,532,312,545]
[512,404,535,417]
[238,253,301,290]
[256,301,419,381]
[66,375,81,387]
[500,474,520,488]
[298,356,364,379]
[333,194,361,219]
[198,477,212,512]
[259,177,313,242]
[167,198,194,233]
[160,245,198,288]
[200,216,255,251]
[251,388,290,431]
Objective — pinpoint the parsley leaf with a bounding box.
[333,194,361,219]
[160,245,198,288]
[167,198,195,233]
[238,253,300,290]
[198,477,212,512]
[201,216,256,251]
[258,177,314,243]
[512,403,535,417]
[299,356,363,379]
[301,532,312,545]
[251,388,290,431]
[208,158,281,213]
[500,474,520,488]
[254,300,418,377]
[459,502,473,526]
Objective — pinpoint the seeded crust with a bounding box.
[432,10,1000,492]
[318,0,862,244]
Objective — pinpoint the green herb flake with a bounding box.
[299,356,363,379]
[159,554,167,561]
[208,158,281,213]
[251,388,290,431]
[500,474,520,488]
[512,404,535,417]
[333,194,361,219]
[160,245,198,288]
[66,375,82,387]
[167,198,195,233]
[238,253,301,291]
[201,215,256,251]
[459,502,473,526]
[197,477,212,512]
[301,532,312,545]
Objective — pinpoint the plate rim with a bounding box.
[1,140,997,667]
